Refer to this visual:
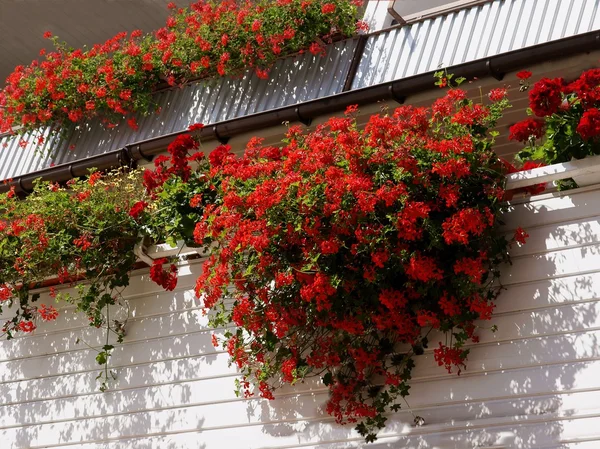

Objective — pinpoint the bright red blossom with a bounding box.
[434,343,466,374]
[442,208,492,245]
[454,257,486,284]
[149,258,178,291]
[0,284,12,301]
[517,70,532,80]
[509,118,545,142]
[322,3,336,13]
[38,304,59,321]
[73,234,93,251]
[405,253,444,282]
[488,88,507,102]
[129,201,148,219]
[514,227,529,245]
[577,108,600,140]
[18,321,36,333]
[529,77,564,117]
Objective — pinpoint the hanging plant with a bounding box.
[142,75,524,441]
[0,0,365,140]
[0,73,535,441]
[0,169,148,389]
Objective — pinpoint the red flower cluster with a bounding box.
[73,233,93,251]
[0,284,12,301]
[38,304,59,321]
[0,0,360,138]
[576,108,600,140]
[514,68,600,166]
[128,200,148,219]
[509,118,545,143]
[146,84,511,440]
[442,207,493,245]
[434,342,466,374]
[517,70,532,80]
[143,133,202,195]
[149,258,178,291]
[529,77,564,117]
[18,320,36,333]
[514,227,529,245]
[488,88,507,102]
[0,169,147,343]
[566,68,600,106]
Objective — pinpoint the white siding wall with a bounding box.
[2,182,600,448]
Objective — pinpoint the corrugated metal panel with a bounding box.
[0,39,357,181]
[4,180,600,447]
[352,0,600,88]
[1,0,598,181]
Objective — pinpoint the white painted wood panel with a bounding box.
[3,185,600,447]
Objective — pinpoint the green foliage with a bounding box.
[0,169,147,384]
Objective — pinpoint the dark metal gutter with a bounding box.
[2,29,599,194]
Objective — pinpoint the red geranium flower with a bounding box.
[18,321,36,333]
[488,88,507,102]
[38,304,59,321]
[129,201,148,219]
[188,123,205,131]
[0,284,12,301]
[309,41,325,56]
[322,3,336,14]
[576,108,600,140]
[508,118,545,142]
[529,77,564,117]
[514,227,529,245]
[149,258,178,291]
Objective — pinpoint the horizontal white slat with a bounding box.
[7,407,600,449]
[4,263,600,371]
[8,282,600,364]
[4,388,600,449]
[507,215,600,258]
[0,307,231,362]
[501,243,600,286]
[2,318,600,406]
[505,155,600,190]
[2,312,599,391]
[270,414,600,449]
[412,329,600,380]
[0,260,205,321]
[495,271,600,314]
[4,355,600,431]
[502,185,600,231]
[0,355,239,405]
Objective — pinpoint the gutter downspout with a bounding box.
[2,30,599,194]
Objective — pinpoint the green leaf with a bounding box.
[96,352,108,365]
